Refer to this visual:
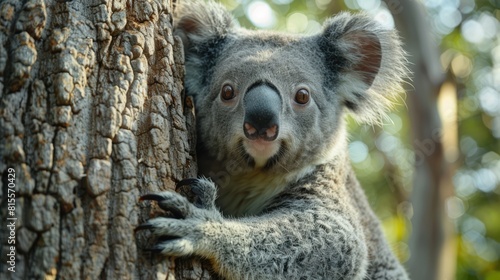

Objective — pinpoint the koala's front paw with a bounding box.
[175,177,217,211]
[137,185,222,257]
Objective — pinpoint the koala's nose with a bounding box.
[243,83,281,141]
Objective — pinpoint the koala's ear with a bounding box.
[174,0,237,49]
[318,12,407,123]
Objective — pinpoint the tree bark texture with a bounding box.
[0,0,201,279]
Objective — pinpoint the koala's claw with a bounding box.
[139,194,166,202]
[135,222,154,232]
[175,178,200,191]
[144,246,164,254]
[145,241,180,254]
[139,192,192,219]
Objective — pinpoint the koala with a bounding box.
[136,0,409,279]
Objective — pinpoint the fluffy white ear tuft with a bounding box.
[318,12,408,124]
[175,0,237,49]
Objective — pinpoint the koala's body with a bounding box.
[138,1,409,279]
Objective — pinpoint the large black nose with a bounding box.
[243,83,281,141]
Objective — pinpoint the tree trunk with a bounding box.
[0,0,205,278]
[394,1,457,280]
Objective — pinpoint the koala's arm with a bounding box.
[215,201,367,279]
[138,164,368,280]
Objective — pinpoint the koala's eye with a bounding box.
[221,84,235,101]
[294,88,310,105]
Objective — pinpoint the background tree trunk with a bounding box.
[0,0,206,278]
[395,1,457,279]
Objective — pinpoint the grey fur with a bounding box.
[139,1,409,279]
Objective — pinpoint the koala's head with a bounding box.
[175,1,406,174]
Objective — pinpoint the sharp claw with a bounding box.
[163,207,185,219]
[139,194,165,202]
[175,178,199,191]
[135,223,154,232]
[144,246,164,254]
[158,235,179,242]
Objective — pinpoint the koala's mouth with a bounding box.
[242,139,282,168]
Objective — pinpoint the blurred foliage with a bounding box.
[219,0,500,279]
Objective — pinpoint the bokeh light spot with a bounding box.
[439,7,462,29]
[446,196,466,219]
[461,19,485,43]
[451,54,472,78]
[349,141,369,163]
[356,0,380,11]
[246,1,277,29]
[374,8,395,30]
[286,12,308,33]
[478,87,500,116]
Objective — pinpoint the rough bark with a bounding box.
[0,0,201,279]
